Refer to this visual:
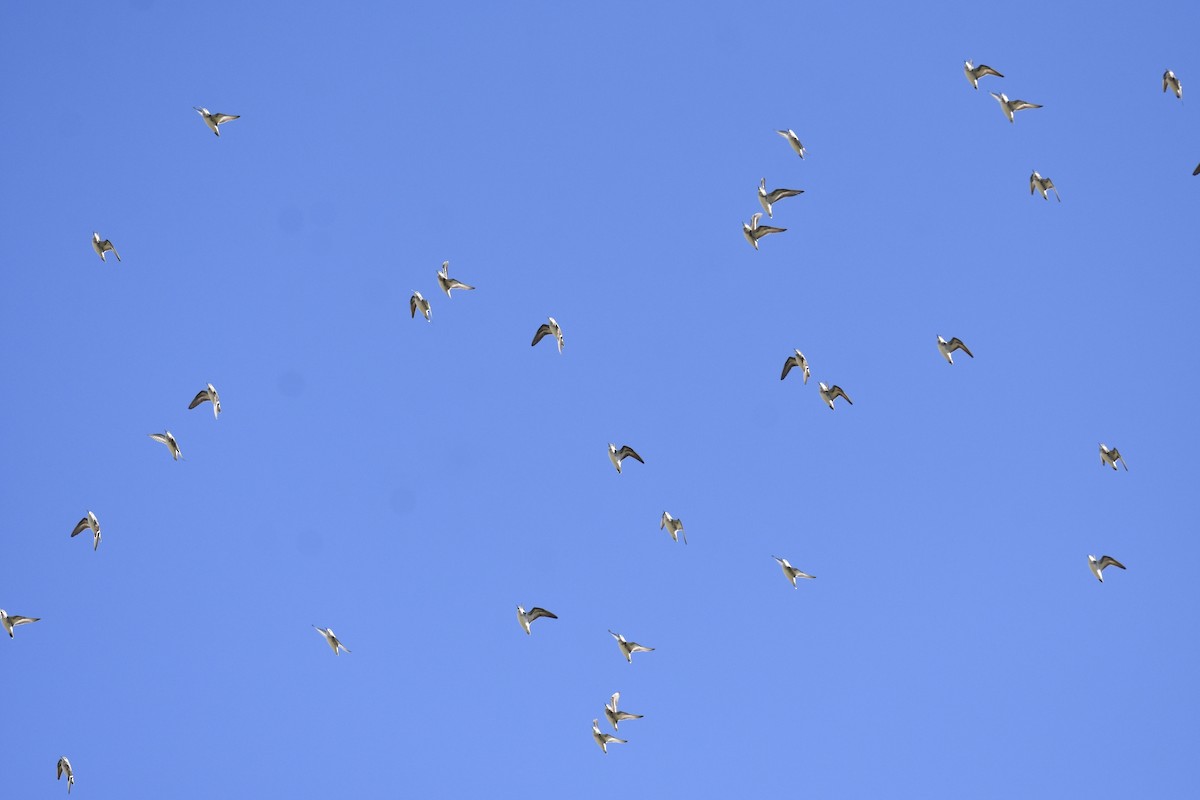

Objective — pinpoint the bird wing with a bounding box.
[1164,72,1170,92]
[71,517,91,537]
[189,389,212,409]
[1110,448,1127,469]
[617,446,644,464]
[531,324,551,346]
[608,629,622,641]
[781,357,796,380]
[213,114,240,124]
[1194,162,1200,176]
[609,692,620,711]
[448,280,474,292]
[756,224,787,236]
[1030,174,1037,195]
[977,65,1004,78]
[1010,100,1042,111]
[526,607,557,622]
[57,760,65,779]
[148,433,169,445]
[764,188,804,203]
[8,615,39,626]
[1099,556,1126,570]
[830,385,852,404]
[948,338,974,357]
[409,295,418,318]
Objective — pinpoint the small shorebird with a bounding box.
[531,317,564,353]
[592,719,627,753]
[0,609,41,638]
[515,605,558,635]
[1088,555,1126,582]
[818,382,852,409]
[608,630,654,663]
[410,291,431,321]
[71,511,102,552]
[742,213,787,250]
[608,444,644,474]
[57,756,74,794]
[757,178,804,218]
[1099,444,1128,471]
[990,92,1042,123]
[193,106,240,136]
[963,60,1004,89]
[1030,171,1061,202]
[776,128,806,158]
[312,625,350,655]
[189,383,221,420]
[91,232,120,263]
[605,692,644,730]
[660,511,686,545]
[936,335,974,364]
[148,431,182,461]
[1163,69,1183,100]
[781,349,810,383]
[437,261,475,297]
[773,556,815,588]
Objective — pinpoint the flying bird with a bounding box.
[608,630,654,663]
[148,431,182,461]
[193,106,240,136]
[531,317,564,353]
[592,719,627,753]
[57,756,74,794]
[742,213,787,250]
[1088,555,1127,582]
[936,335,974,364]
[0,609,41,638]
[781,349,810,383]
[605,692,644,730]
[91,232,120,263]
[1030,171,1061,202]
[188,383,221,420]
[776,128,806,158]
[515,605,558,635]
[437,261,475,297]
[818,382,852,410]
[990,92,1042,123]
[1099,444,1128,471]
[1163,69,1183,100]
[608,443,644,474]
[757,178,804,218]
[660,511,686,545]
[410,291,431,321]
[963,60,1004,89]
[70,511,101,552]
[773,556,815,588]
[312,625,350,655]
[1194,162,1200,176]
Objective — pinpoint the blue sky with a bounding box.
[2,1,1198,796]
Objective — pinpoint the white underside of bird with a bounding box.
[776,128,806,158]
[773,556,815,588]
[410,291,431,321]
[1088,554,1126,582]
[57,756,74,794]
[937,335,974,364]
[313,625,350,655]
[1163,69,1183,100]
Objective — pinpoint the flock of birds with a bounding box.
[5,57,1180,791]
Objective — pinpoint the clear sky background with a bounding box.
[2,1,1198,797]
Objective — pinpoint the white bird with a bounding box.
[781,349,810,383]
[963,60,1004,89]
[758,178,804,218]
[936,335,974,365]
[91,232,120,263]
[0,609,41,638]
[1163,69,1183,100]
[592,719,627,753]
[776,128,806,158]
[742,212,787,250]
[57,756,74,794]
[531,316,564,353]
[148,431,182,461]
[773,556,815,588]
[818,382,852,410]
[1030,171,1061,202]
[608,443,644,474]
[193,106,240,136]
[515,605,558,635]
[410,291,431,321]
[71,511,102,552]
[608,629,654,663]
[437,261,475,297]
[312,625,350,655]
[1088,555,1127,582]
[605,692,644,730]
[1099,443,1128,471]
[188,383,221,420]
[990,92,1042,123]
[660,511,686,545]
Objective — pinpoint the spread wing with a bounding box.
[71,517,91,537]
[531,324,551,346]
[755,224,787,236]
[1098,556,1126,571]
[189,389,212,409]
[977,64,1003,79]
[1193,162,1199,176]
[526,607,557,622]
[1010,100,1042,112]
[8,615,39,627]
[627,642,654,654]
[409,295,418,318]
[830,385,853,404]
[764,188,804,203]
[617,446,644,464]
[213,113,240,124]
[781,357,797,380]
[948,338,974,358]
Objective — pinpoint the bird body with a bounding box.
[57,756,74,794]
[818,382,852,409]
[1030,171,1061,202]
[776,128,806,158]
[608,629,654,663]
[608,443,644,474]
[313,625,350,655]
[758,178,804,218]
[1164,69,1183,100]
[0,609,41,638]
[963,60,1004,89]
[148,431,182,460]
[189,383,222,419]
[781,349,810,383]
[1099,444,1128,471]
[410,291,431,321]
[437,261,475,297]
[742,212,787,250]
[937,335,974,364]
[605,692,643,730]
[71,511,102,551]
[593,719,627,753]
[516,605,558,635]
[1088,555,1126,582]
[194,106,240,136]
[660,511,686,544]
[531,317,564,353]
[91,232,120,263]
[990,92,1042,123]
[773,556,815,588]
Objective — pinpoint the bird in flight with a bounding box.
[963,60,1004,89]
[781,349,810,383]
[608,443,644,474]
[757,178,804,218]
[313,625,350,655]
[57,756,74,794]
[608,630,654,663]
[773,556,816,588]
[818,382,853,410]
[189,383,222,420]
[936,335,974,365]
[990,92,1042,123]
[193,106,240,136]
[148,431,182,461]
[776,128,806,158]
[605,692,644,730]
[1088,555,1126,583]
[0,609,41,638]
[410,291,431,321]
[1099,444,1128,471]
[592,719,627,753]
[437,261,475,297]
[742,213,787,250]
[91,232,120,263]
[531,317,564,353]
[515,605,558,635]
[660,511,686,545]
[71,511,102,552]
[1163,69,1183,100]
[1030,171,1061,202]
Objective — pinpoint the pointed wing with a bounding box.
[1010,100,1042,112]
[627,642,654,654]
[1098,556,1126,571]
[71,517,90,537]
[1030,174,1037,195]
[189,389,212,409]
[948,338,974,358]
[213,114,240,124]
[1164,72,1170,92]
[1110,448,1128,470]
[526,607,557,622]
[609,692,620,711]
[531,324,551,346]
[8,615,39,627]
[756,224,787,236]
[1194,162,1200,176]
[617,446,644,464]
[447,280,475,292]
[148,433,169,445]
[764,188,804,203]
[409,295,418,318]
[830,385,853,404]
[977,64,1003,79]
[781,356,796,380]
